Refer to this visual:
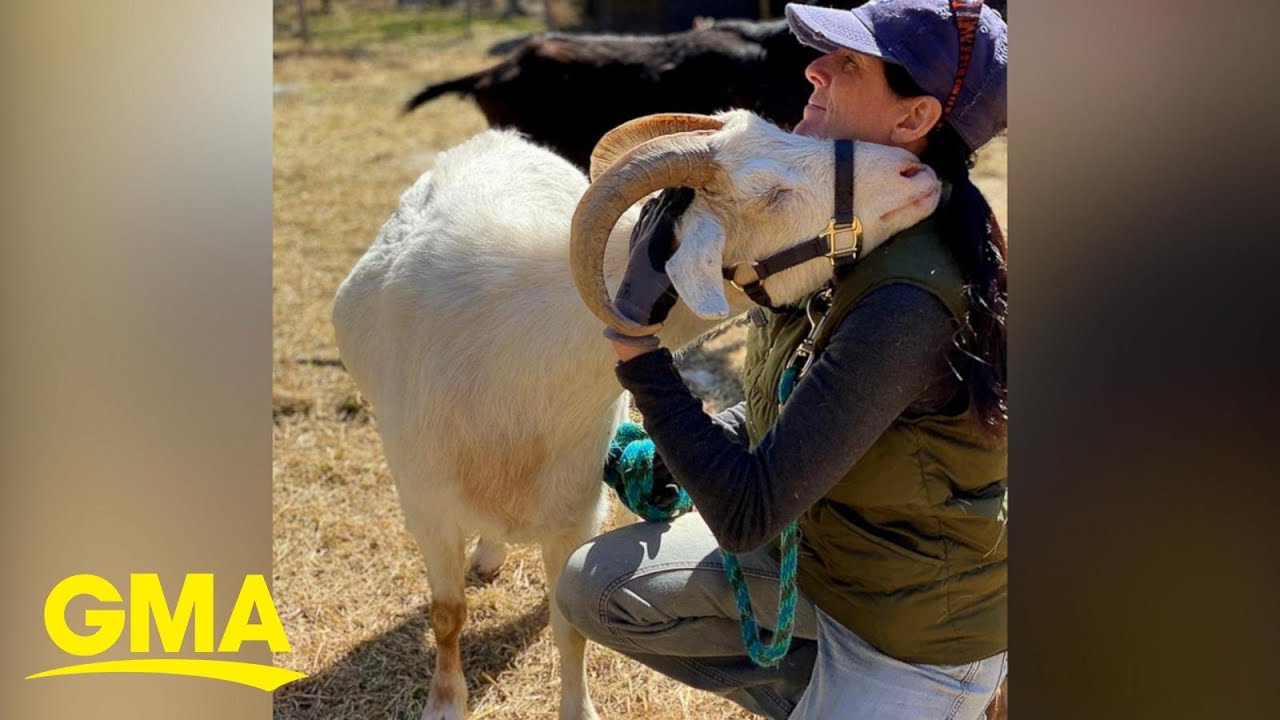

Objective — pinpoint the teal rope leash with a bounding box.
[719,520,800,667]
[719,352,808,667]
[727,287,836,665]
[605,419,800,668]
[603,422,693,522]
[604,287,835,668]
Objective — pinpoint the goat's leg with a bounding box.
[420,527,469,720]
[467,536,507,583]
[541,516,604,720]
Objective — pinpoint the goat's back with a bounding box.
[332,130,628,541]
[333,130,622,457]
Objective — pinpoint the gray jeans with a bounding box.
[555,513,1006,719]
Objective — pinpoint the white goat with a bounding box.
[332,108,942,720]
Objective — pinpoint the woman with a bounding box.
[556,2,1008,718]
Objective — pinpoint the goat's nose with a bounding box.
[900,163,926,179]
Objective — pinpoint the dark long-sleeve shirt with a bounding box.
[616,283,960,553]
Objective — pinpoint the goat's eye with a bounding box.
[760,187,792,207]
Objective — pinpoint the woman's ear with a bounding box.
[889,95,943,146]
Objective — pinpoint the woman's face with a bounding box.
[793,50,917,146]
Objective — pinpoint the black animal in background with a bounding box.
[403,1,1008,172]
[403,18,823,171]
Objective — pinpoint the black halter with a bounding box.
[722,139,862,310]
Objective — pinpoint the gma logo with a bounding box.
[26,573,307,691]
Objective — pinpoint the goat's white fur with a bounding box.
[332,109,941,720]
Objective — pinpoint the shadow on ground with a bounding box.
[275,599,550,720]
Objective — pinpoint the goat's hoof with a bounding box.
[421,698,466,720]
[468,566,501,585]
[467,538,507,584]
[422,678,467,720]
[420,705,465,720]
[559,698,601,720]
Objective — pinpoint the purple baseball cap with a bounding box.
[784,0,1007,150]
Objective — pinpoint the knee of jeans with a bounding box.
[555,539,611,637]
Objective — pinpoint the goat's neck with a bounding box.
[755,258,834,310]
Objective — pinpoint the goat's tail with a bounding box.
[402,71,485,114]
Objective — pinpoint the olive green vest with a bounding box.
[743,201,1008,665]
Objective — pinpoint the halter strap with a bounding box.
[722,140,860,309]
[830,138,857,275]
[941,0,985,121]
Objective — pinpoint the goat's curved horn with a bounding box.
[589,113,724,182]
[571,133,719,336]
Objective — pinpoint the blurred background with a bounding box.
[271,2,1007,718]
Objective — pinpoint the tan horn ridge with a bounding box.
[571,133,720,336]
[589,113,725,182]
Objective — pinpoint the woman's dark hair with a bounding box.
[884,62,1008,440]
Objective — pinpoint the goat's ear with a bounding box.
[667,210,730,319]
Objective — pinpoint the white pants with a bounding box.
[792,606,1006,719]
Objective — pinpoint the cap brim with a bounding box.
[784,4,886,59]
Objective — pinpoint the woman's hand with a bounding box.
[604,187,692,363]
[613,187,695,327]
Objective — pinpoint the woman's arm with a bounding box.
[650,401,749,488]
[709,402,750,447]
[617,282,956,553]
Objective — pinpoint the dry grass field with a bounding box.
[272,6,1006,719]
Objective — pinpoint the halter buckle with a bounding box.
[726,262,761,292]
[822,217,863,265]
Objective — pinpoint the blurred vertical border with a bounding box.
[1010,1,1280,718]
[1,2,271,718]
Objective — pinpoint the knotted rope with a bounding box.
[605,418,800,668]
[603,421,693,522]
